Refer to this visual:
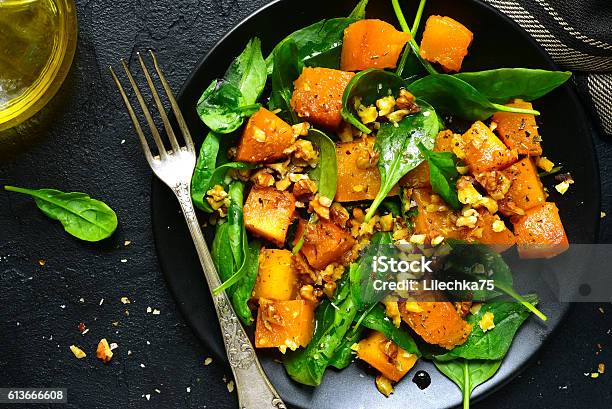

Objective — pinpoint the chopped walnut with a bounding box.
[292,122,310,137]
[475,171,511,201]
[284,139,319,167]
[457,176,482,205]
[310,194,332,220]
[260,300,285,331]
[323,282,337,298]
[536,156,555,173]
[330,203,350,228]
[395,89,418,111]
[358,105,378,124]
[70,345,87,359]
[299,285,318,302]
[379,213,394,232]
[206,185,230,211]
[383,299,402,328]
[292,179,318,200]
[376,96,396,117]
[266,160,291,177]
[456,208,479,228]
[251,169,275,187]
[376,375,394,397]
[492,219,507,232]
[275,176,292,191]
[386,109,412,124]
[96,338,113,363]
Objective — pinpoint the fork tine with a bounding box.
[109,66,154,164]
[120,59,168,159]
[137,52,181,154]
[149,50,195,153]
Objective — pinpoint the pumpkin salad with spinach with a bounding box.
[190,0,572,406]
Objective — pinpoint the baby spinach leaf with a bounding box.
[408,74,540,121]
[365,100,439,221]
[4,186,117,242]
[212,222,235,283]
[435,295,538,361]
[197,38,266,133]
[231,240,261,325]
[348,0,369,19]
[227,181,247,267]
[395,0,427,79]
[454,68,572,104]
[434,358,502,409]
[349,232,395,309]
[417,143,461,210]
[328,326,365,370]
[191,132,221,212]
[284,289,359,386]
[341,69,408,134]
[269,38,301,123]
[444,241,547,321]
[305,129,338,200]
[361,304,421,356]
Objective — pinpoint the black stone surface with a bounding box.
[0,1,610,408]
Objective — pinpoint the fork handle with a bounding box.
[173,182,286,409]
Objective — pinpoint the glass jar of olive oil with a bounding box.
[0,0,77,131]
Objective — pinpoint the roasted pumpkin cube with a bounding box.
[244,186,295,246]
[255,299,315,349]
[298,218,355,270]
[434,129,457,153]
[492,100,542,156]
[253,249,298,302]
[464,209,516,252]
[290,67,355,129]
[340,19,411,71]
[411,188,465,243]
[235,107,295,163]
[419,15,473,72]
[335,137,399,202]
[400,300,472,350]
[357,331,418,382]
[499,157,546,216]
[513,202,569,259]
[460,121,518,173]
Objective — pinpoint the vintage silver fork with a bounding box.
[110,51,286,409]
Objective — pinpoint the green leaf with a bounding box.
[269,39,301,123]
[341,69,408,134]
[408,74,541,121]
[418,143,461,210]
[361,304,421,356]
[265,17,361,74]
[197,38,266,133]
[435,295,538,361]
[4,186,117,242]
[231,240,261,325]
[212,222,235,285]
[348,0,369,19]
[328,327,364,370]
[454,68,572,104]
[434,359,502,409]
[191,132,221,212]
[365,100,439,221]
[305,129,338,200]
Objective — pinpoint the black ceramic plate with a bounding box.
[151,0,600,407]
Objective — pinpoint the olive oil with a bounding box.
[0,0,77,131]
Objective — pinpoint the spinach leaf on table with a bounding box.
[417,143,461,210]
[435,295,538,361]
[434,359,502,409]
[365,100,439,221]
[4,186,117,242]
[361,304,421,356]
[408,74,540,121]
[341,69,408,134]
[197,37,266,133]
[454,68,572,104]
[269,38,301,123]
[305,129,338,200]
[443,241,547,321]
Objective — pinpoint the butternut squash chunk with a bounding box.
[419,16,473,72]
[235,107,295,163]
[244,186,295,246]
[512,202,569,259]
[492,100,542,156]
[298,218,355,270]
[460,121,518,173]
[340,19,411,71]
[253,249,298,302]
[255,299,315,349]
[411,188,465,243]
[357,331,418,382]
[335,137,399,202]
[400,300,472,350]
[499,157,546,216]
[464,209,516,252]
[290,67,355,129]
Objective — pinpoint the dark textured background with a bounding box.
[0,0,610,408]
